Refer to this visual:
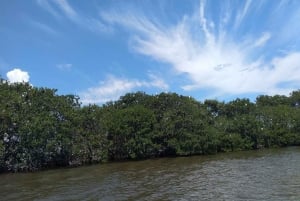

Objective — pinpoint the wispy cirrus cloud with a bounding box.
[100,0,300,98]
[36,0,112,33]
[234,0,252,29]
[53,0,77,21]
[36,0,61,19]
[253,32,271,48]
[29,19,59,35]
[80,74,168,104]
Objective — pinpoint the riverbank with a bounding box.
[2,145,299,174]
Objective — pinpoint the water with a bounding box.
[1,147,300,201]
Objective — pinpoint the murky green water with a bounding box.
[1,147,300,201]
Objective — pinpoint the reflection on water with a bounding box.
[1,147,300,201]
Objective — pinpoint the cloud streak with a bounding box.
[53,0,77,21]
[36,0,61,19]
[29,19,59,35]
[234,0,252,29]
[253,32,271,48]
[37,0,112,33]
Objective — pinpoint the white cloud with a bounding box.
[80,74,168,104]
[101,1,300,98]
[147,73,169,90]
[6,68,30,83]
[80,76,142,104]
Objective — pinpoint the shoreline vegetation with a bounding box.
[1,78,300,173]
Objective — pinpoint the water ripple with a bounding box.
[1,147,300,201]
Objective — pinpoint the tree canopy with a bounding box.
[1,79,300,172]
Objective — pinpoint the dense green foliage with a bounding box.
[1,78,300,172]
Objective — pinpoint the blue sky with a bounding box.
[1,0,300,104]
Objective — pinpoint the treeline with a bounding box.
[1,78,300,172]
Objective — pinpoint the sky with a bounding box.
[1,0,300,104]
